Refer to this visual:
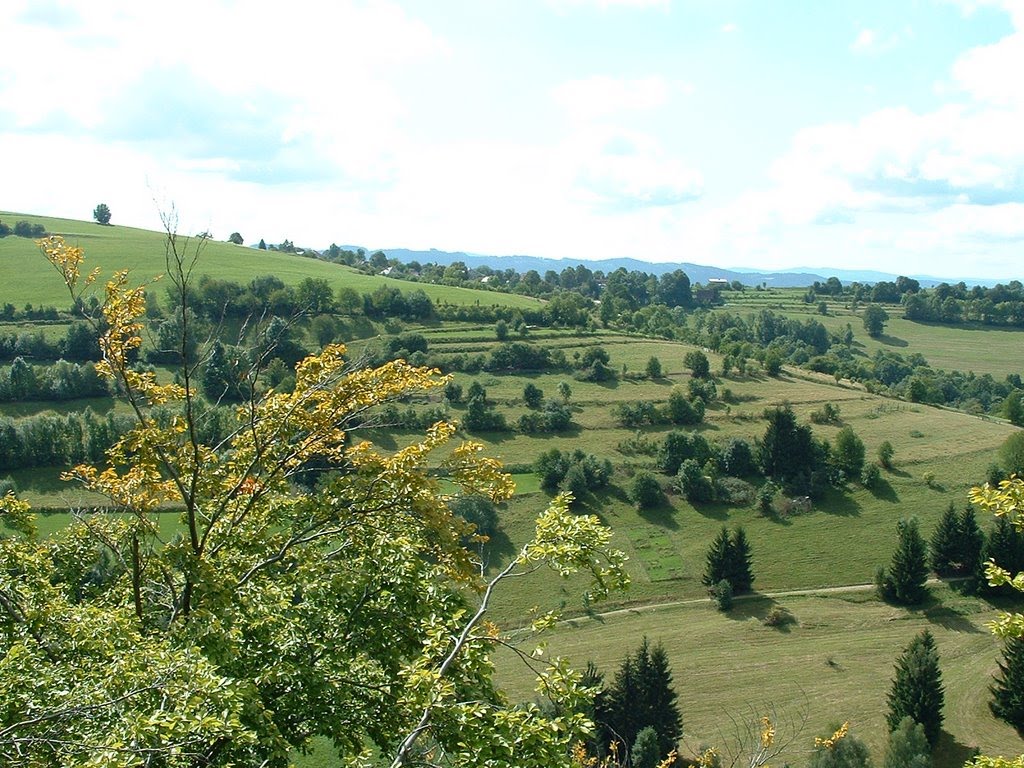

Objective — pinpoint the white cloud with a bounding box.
[721,22,738,33]
[549,0,670,10]
[551,76,675,121]
[849,26,908,54]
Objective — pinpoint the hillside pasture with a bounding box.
[0,211,542,310]
[494,584,1023,768]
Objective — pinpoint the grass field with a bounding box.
[494,584,1023,767]
[718,288,1024,379]
[0,211,542,310]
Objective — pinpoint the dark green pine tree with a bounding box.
[990,636,1024,736]
[727,527,755,593]
[602,637,682,760]
[983,517,1024,594]
[886,629,945,746]
[956,506,985,579]
[886,518,930,606]
[702,526,732,588]
[929,503,961,576]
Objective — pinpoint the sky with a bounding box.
[2,0,1023,281]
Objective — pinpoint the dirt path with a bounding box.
[569,577,965,624]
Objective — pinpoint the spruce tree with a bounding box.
[884,717,931,768]
[990,636,1024,736]
[631,727,660,768]
[983,517,1024,594]
[886,630,945,746]
[728,527,755,593]
[602,637,681,760]
[702,527,732,588]
[957,506,985,579]
[929,503,960,576]
[883,518,930,605]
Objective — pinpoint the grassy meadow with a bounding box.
[2,214,1023,766]
[718,287,1024,379]
[0,211,542,310]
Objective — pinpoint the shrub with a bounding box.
[763,606,795,628]
[630,471,663,510]
[711,579,733,611]
[862,463,881,489]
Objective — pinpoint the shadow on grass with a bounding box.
[715,593,801,634]
[692,501,730,521]
[877,333,909,348]
[921,594,985,634]
[816,488,862,517]
[868,477,900,503]
[638,501,680,530]
[480,527,517,567]
[887,467,912,479]
[933,731,978,768]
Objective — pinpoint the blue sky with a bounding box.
[2,0,1022,280]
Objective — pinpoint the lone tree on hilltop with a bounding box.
[886,629,945,746]
[228,232,243,245]
[92,203,111,225]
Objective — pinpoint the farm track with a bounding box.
[564,576,970,625]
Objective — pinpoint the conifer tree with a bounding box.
[631,727,660,768]
[886,630,945,746]
[957,506,985,579]
[702,526,732,588]
[983,516,1024,594]
[728,526,755,593]
[602,637,681,760]
[884,717,931,768]
[881,518,929,605]
[930,503,961,576]
[990,636,1024,736]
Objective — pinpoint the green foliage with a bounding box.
[990,635,1024,737]
[999,431,1024,477]
[884,716,932,768]
[684,349,710,378]
[701,526,754,594]
[886,630,945,746]
[631,725,661,768]
[758,405,819,489]
[711,578,733,611]
[0,237,630,767]
[666,386,705,425]
[523,382,544,409]
[228,232,243,245]
[630,471,664,510]
[645,356,662,379]
[450,494,499,541]
[495,319,509,340]
[878,440,895,469]
[676,459,715,503]
[983,516,1024,594]
[810,402,842,425]
[719,438,755,478]
[658,431,712,476]
[833,426,866,480]
[92,203,112,225]
[929,503,983,578]
[878,518,930,606]
[599,637,681,760]
[863,304,890,338]
[687,377,718,404]
[862,463,882,489]
[810,726,874,768]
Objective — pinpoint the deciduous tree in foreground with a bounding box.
[0,234,628,767]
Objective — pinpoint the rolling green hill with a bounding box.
[0,211,543,310]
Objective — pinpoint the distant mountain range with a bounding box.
[334,247,993,288]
